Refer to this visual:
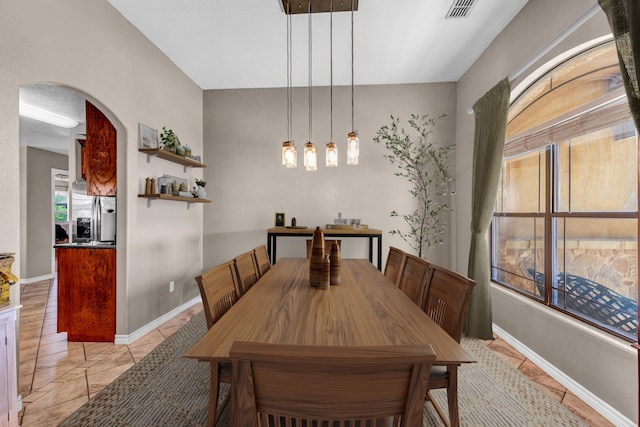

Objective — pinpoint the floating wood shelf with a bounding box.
[139,148,206,171]
[138,193,211,208]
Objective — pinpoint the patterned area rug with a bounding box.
[59,311,587,426]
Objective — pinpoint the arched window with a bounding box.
[491,39,638,341]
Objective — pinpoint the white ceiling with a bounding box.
[19,84,86,156]
[21,0,529,155]
[105,0,529,89]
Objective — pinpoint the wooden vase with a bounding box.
[320,254,330,290]
[309,227,324,287]
[330,241,341,285]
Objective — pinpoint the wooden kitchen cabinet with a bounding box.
[57,247,116,342]
[0,303,20,427]
[85,101,117,196]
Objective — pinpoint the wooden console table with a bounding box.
[267,227,383,270]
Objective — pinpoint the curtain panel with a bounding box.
[599,0,640,131]
[464,78,511,339]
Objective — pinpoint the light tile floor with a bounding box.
[17,278,613,426]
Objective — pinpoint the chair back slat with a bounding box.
[234,250,260,296]
[305,239,341,258]
[422,264,476,343]
[398,254,430,306]
[384,246,407,286]
[253,244,271,278]
[195,261,240,329]
[230,342,435,427]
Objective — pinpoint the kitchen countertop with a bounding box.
[54,242,116,249]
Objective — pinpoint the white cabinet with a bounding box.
[0,303,20,427]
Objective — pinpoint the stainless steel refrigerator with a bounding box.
[71,181,116,243]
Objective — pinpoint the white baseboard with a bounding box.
[114,296,202,345]
[20,274,54,284]
[493,323,636,427]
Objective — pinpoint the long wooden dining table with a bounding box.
[184,258,475,427]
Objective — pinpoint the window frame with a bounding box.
[491,40,638,342]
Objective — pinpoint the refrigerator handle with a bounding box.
[91,197,102,241]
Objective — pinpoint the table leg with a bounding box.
[377,235,382,271]
[207,361,220,427]
[368,236,373,266]
[267,235,273,265]
[271,236,277,265]
[448,365,459,427]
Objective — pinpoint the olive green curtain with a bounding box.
[464,78,511,339]
[599,0,640,131]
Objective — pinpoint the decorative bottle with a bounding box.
[144,177,151,195]
[309,226,324,287]
[330,241,341,285]
[320,254,330,290]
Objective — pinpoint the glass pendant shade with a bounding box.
[304,141,318,171]
[326,141,338,167]
[282,141,297,168]
[346,131,359,165]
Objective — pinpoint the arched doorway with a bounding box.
[19,82,127,341]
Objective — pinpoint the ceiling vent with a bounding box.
[445,0,477,18]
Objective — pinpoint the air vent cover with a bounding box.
[445,0,477,18]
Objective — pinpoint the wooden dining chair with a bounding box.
[195,261,242,426]
[234,250,260,296]
[421,264,476,427]
[384,246,407,286]
[230,341,436,427]
[398,253,430,306]
[305,239,341,258]
[252,244,271,278]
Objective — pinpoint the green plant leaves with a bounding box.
[373,113,454,259]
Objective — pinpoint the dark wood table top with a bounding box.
[267,226,382,235]
[184,258,474,365]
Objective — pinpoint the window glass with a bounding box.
[555,218,637,337]
[508,42,622,140]
[500,150,546,213]
[54,190,68,223]
[556,124,637,212]
[492,216,545,299]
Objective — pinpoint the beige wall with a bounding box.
[455,0,637,423]
[202,83,457,269]
[23,148,69,279]
[0,0,204,334]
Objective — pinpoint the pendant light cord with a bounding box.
[330,0,333,142]
[286,2,292,141]
[350,0,355,131]
[308,0,313,143]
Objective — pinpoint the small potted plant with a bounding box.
[159,127,180,154]
[194,178,207,199]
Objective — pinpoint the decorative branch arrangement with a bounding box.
[373,114,455,259]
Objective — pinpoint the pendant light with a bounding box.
[346,0,359,166]
[304,0,318,172]
[325,1,338,167]
[281,2,297,168]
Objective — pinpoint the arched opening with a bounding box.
[19,82,127,340]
